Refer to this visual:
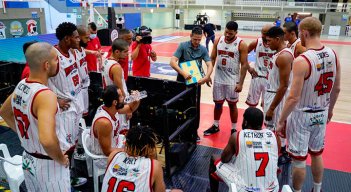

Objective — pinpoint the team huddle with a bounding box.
[0,16,340,192]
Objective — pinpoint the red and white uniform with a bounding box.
[288,38,301,58]
[102,152,153,192]
[246,38,275,106]
[287,46,337,159]
[12,79,70,192]
[48,46,82,151]
[215,129,279,192]
[213,36,242,103]
[75,47,90,115]
[264,48,293,130]
[101,58,129,132]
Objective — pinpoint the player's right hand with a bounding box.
[248,67,258,78]
[182,72,192,80]
[58,98,71,111]
[60,154,69,168]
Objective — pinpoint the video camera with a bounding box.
[132,26,152,44]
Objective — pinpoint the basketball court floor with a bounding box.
[0,28,351,191]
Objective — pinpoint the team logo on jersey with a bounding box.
[112,164,128,176]
[266,132,273,138]
[316,63,325,71]
[246,141,253,148]
[26,20,38,36]
[309,114,325,126]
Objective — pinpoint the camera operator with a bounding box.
[131,26,157,77]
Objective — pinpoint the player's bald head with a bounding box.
[77,25,89,36]
[299,17,322,37]
[25,42,54,71]
[262,24,274,34]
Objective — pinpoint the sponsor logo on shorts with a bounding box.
[289,148,300,154]
[244,186,260,192]
[309,114,325,126]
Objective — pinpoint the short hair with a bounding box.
[299,17,322,37]
[23,40,38,54]
[56,22,77,41]
[25,42,53,71]
[125,125,157,158]
[118,28,131,37]
[283,21,298,37]
[111,38,129,52]
[266,26,285,38]
[191,26,203,35]
[103,85,119,107]
[77,25,89,36]
[226,21,238,31]
[243,107,263,130]
[88,22,97,31]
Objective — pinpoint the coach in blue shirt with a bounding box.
[170,26,213,142]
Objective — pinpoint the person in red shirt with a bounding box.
[131,28,157,77]
[20,40,38,79]
[85,22,102,72]
[107,29,133,81]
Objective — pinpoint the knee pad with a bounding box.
[292,159,306,168]
[215,103,223,110]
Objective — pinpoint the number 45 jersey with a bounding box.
[233,129,279,192]
[297,47,337,112]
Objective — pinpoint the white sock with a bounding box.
[232,123,237,130]
[213,120,219,127]
[313,182,322,192]
[293,188,301,192]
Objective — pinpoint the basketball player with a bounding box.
[245,24,275,107]
[283,21,306,58]
[204,21,249,136]
[89,85,139,168]
[277,17,340,192]
[264,27,294,158]
[101,38,131,133]
[208,107,280,192]
[76,25,91,117]
[0,42,70,191]
[102,125,182,192]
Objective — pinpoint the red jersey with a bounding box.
[21,63,30,80]
[107,47,129,81]
[131,42,152,77]
[86,37,101,72]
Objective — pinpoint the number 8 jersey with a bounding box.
[11,79,59,155]
[298,46,337,112]
[233,129,279,191]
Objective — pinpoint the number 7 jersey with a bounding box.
[298,46,337,112]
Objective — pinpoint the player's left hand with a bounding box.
[234,84,243,92]
[276,120,286,138]
[150,50,157,57]
[206,77,212,87]
[265,108,274,121]
[198,76,209,85]
[126,113,132,120]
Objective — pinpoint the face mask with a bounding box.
[90,34,97,39]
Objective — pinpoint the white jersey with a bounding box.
[101,58,128,96]
[267,48,293,92]
[214,36,242,85]
[49,46,81,101]
[288,38,301,58]
[102,152,153,192]
[296,46,337,112]
[75,47,90,88]
[89,105,120,155]
[254,38,275,77]
[233,129,279,191]
[11,79,59,155]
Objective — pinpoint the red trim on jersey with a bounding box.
[254,38,259,52]
[235,130,241,156]
[210,172,224,182]
[71,49,77,61]
[245,100,258,107]
[31,88,50,119]
[308,148,324,156]
[25,78,43,84]
[108,63,119,82]
[275,50,294,68]
[300,55,312,80]
[288,152,308,161]
[102,106,117,121]
[308,46,325,51]
[104,151,122,175]
[54,45,69,58]
[149,159,154,191]
[332,49,338,68]
[213,99,225,104]
[289,38,298,48]
[92,117,112,138]
[83,112,89,117]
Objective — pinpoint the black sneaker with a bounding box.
[278,151,292,166]
[204,125,220,136]
[231,129,237,135]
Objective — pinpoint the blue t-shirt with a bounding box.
[295,19,301,26]
[285,17,292,23]
[275,19,281,27]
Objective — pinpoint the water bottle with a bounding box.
[124,90,148,103]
